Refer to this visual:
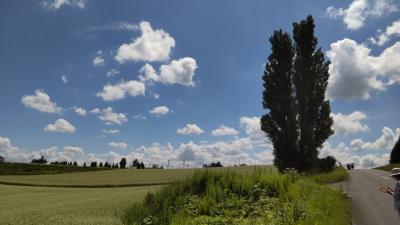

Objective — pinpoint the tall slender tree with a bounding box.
[261,30,298,171]
[390,136,400,164]
[261,15,334,172]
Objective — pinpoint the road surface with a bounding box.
[348,169,399,225]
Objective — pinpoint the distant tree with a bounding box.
[261,15,333,172]
[120,158,127,169]
[99,162,103,167]
[132,159,140,168]
[115,163,119,168]
[31,156,47,164]
[318,156,336,172]
[136,163,141,169]
[104,162,110,168]
[73,161,77,166]
[390,136,400,164]
[83,162,87,168]
[90,161,97,168]
[140,162,145,169]
[0,156,4,163]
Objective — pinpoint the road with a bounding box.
[348,169,399,225]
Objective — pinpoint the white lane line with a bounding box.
[375,173,379,176]
[382,176,390,180]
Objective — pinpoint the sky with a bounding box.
[0,0,399,168]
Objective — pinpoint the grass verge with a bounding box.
[375,163,400,171]
[120,168,350,225]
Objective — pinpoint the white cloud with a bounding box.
[370,19,400,45]
[73,106,87,116]
[0,136,30,162]
[351,127,400,151]
[93,54,105,67]
[21,90,62,113]
[115,21,175,63]
[149,106,170,116]
[96,80,145,101]
[320,142,390,168]
[42,0,86,10]
[102,129,120,134]
[332,111,369,135]
[44,119,76,133]
[139,57,198,86]
[133,114,147,120]
[108,142,128,150]
[326,38,400,100]
[177,123,204,135]
[91,107,127,125]
[61,75,67,84]
[211,125,239,136]
[326,0,398,30]
[106,68,120,77]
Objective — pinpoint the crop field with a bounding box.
[0,166,271,187]
[0,166,274,225]
[0,184,161,225]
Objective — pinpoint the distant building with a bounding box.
[0,156,4,163]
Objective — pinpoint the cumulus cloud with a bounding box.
[351,126,400,151]
[102,129,120,134]
[106,68,120,77]
[326,38,400,100]
[332,111,369,135]
[320,142,390,168]
[177,123,204,135]
[139,57,198,86]
[44,119,76,133]
[96,80,145,101]
[93,56,105,67]
[370,19,400,45]
[326,0,398,30]
[0,136,30,162]
[61,75,67,84]
[108,142,128,150]
[42,0,86,10]
[211,125,239,136]
[91,107,127,125]
[73,106,87,116]
[149,106,170,116]
[21,90,62,113]
[133,114,147,120]
[115,21,175,63]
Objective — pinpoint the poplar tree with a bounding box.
[390,136,400,164]
[261,15,334,172]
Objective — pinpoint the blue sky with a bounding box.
[0,0,399,168]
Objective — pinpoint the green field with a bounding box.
[0,162,111,175]
[0,184,161,225]
[0,166,269,187]
[0,166,274,225]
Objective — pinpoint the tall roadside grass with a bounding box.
[120,167,349,225]
[310,167,348,184]
[375,163,400,172]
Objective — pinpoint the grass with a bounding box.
[120,167,349,225]
[310,167,348,184]
[0,162,111,175]
[0,184,162,225]
[0,166,271,187]
[375,163,400,171]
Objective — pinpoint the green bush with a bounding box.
[120,168,349,225]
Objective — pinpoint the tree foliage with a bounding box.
[261,15,334,172]
[390,136,400,163]
[31,156,47,164]
[120,158,127,169]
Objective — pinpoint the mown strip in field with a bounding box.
[0,180,171,188]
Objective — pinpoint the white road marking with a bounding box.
[382,176,390,180]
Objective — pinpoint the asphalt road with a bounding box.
[348,169,400,225]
